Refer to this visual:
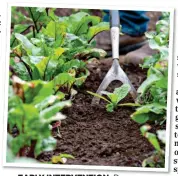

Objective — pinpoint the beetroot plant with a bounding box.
[88,84,130,112]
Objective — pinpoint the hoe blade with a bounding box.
[92,59,137,104]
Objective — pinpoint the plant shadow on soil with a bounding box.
[38,60,162,167]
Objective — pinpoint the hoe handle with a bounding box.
[110,10,120,59]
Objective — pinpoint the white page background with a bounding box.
[0,0,177,175]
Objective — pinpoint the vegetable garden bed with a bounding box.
[37,61,163,166]
[7,7,169,168]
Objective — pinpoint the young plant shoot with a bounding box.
[88,84,130,112]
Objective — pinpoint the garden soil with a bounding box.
[38,60,163,167]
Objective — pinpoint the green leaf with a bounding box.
[87,91,111,103]
[11,134,30,155]
[131,104,166,124]
[138,71,163,95]
[74,48,107,59]
[107,93,118,105]
[118,103,141,107]
[22,104,49,137]
[22,104,39,121]
[86,22,109,41]
[75,69,90,87]
[59,153,75,159]
[14,24,30,33]
[61,12,100,35]
[145,132,161,151]
[40,101,71,119]
[12,45,23,57]
[145,31,156,39]
[35,57,49,79]
[15,33,41,55]
[52,73,75,92]
[10,58,31,81]
[43,112,66,124]
[35,83,54,103]
[65,32,87,44]
[21,56,41,80]
[6,146,15,162]
[21,79,54,104]
[140,125,151,135]
[11,24,31,47]
[156,19,169,33]
[155,76,168,89]
[150,86,167,105]
[113,84,130,104]
[60,59,86,73]
[35,93,65,111]
[26,7,50,27]
[140,54,160,68]
[28,56,44,64]
[131,113,149,124]
[155,32,168,46]
[11,7,28,25]
[75,15,101,35]
[106,103,114,112]
[40,57,64,81]
[101,84,130,105]
[54,47,65,57]
[132,103,166,115]
[42,21,66,47]
[148,39,168,59]
[8,95,22,109]
[35,136,57,157]
[8,106,24,133]
[23,80,43,103]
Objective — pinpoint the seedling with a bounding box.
[88,84,130,112]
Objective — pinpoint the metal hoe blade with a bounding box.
[92,10,137,104]
[92,59,137,104]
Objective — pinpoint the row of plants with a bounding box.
[7,7,109,163]
[88,12,169,167]
[136,12,170,168]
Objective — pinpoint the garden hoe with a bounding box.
[92,10,137,104]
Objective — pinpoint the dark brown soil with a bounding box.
[38,61,161,167]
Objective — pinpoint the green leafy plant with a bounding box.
[6,134,39,163]
[8,76,71,158]
[140,125,165,168]
[131,103,166,124]
[11,7,51,47]
[128,12,169,168]
[132,13,169,125]
[10,8,109,90]
[88,84,130,112]
[132,61,168,125]
[8,7,110,164]
[141,13,170,69]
